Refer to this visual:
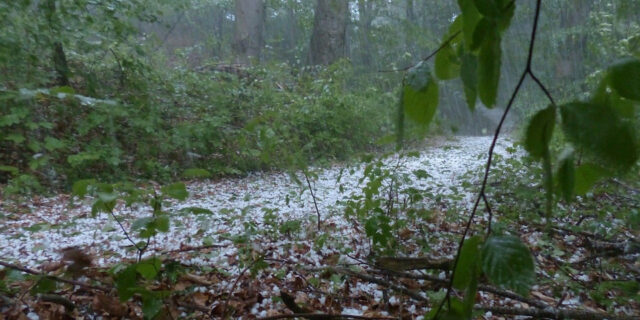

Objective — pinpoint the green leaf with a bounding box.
[32,277,57,294]
[98,191,118,203]
[482,235,535,295]
[477,22,501,108]
[403,64,439,126]
[50,86,75,95]
[406,61,432,90]
[435,44,460,80]
[67,152,100,167]
[161,182,188,201]
[0,165,19,176]
[179,207,213,215]
[458,0,481,50]
[4,133,25,144]
[434,297,467,320]
[72,179,95,198]
[155,215,170,233]
[136,262,158,280]
[560,102,639,170]
[131,217,154,231]
[574,163,607,195]
[460,54,478,110]
[472,0,514,32]
[471,18,492,51]
[91,199,116,216]
[556,151,575,202]
[453,235,482,290]
[183,168,211,179]
[473,0,500,17]
[435,17,462,80]
[44,137,66,151]
[116,265,137,301]
[608,58,640,101]
[524,106,556,159]
[142,295,163,320]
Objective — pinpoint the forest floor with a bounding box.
[1,136,638,319]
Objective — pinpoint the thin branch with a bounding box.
[378,31,461,73]
[480,305,638,320]
[218,255,265,318]
[111,207,149,263]
[109,48,125,87]
[436,0,546,315]
[482,193,493,235]
[158,244,228,254]
[371,268,549,309]
[0,260,110,292]
[40,293,75,311]
[258,314,396,320]
[154,12,185,52]
[529,71,556,106]
[306,267,426,302]
[304,171,322,230]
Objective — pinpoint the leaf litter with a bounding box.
[0,136,638,319]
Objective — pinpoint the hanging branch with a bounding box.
[378,31,461,73]
[433,0,558,316]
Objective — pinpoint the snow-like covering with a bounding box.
[0,136,513,271]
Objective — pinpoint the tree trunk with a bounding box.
[555,0,592,79]
[45,0,70,86]
[309,0,348,66]
[357,0,373,67]
[286,6,298,62]
[233,0,265,65]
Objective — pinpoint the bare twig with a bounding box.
[611,178,640,194]
[306,267,426,302]
[374,256,451,271]
[40,293,75,311]
[0,260,110,292]
[158,244,227,254]
[110,209,144,260]
[436,0,555,315]
[259,314,396,320]
[304,171,322,230]
[480,305,637,320]
[218,255,265,318]
[482,193,493,235]
[370,268,549,309]
[378,31,461,73]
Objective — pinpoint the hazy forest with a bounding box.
[1,0,639,319]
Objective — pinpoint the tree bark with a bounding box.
[233,0,265,65]
[357,0,373,67]
[45,0,70,86]
[310,0,348,65]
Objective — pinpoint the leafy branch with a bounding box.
[435,0,550,316]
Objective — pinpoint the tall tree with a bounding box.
[309,0,348,65]
[44,0,70,86]
[234,0,265,64]
[356,0,373,67]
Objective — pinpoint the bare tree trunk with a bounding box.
[357,0,373,67]
[286,6,298,62]
[45,0,70,86]
[309,0,348,65]
[233,0,265,65]
[404,0,416,59]
[555,0,592,79]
